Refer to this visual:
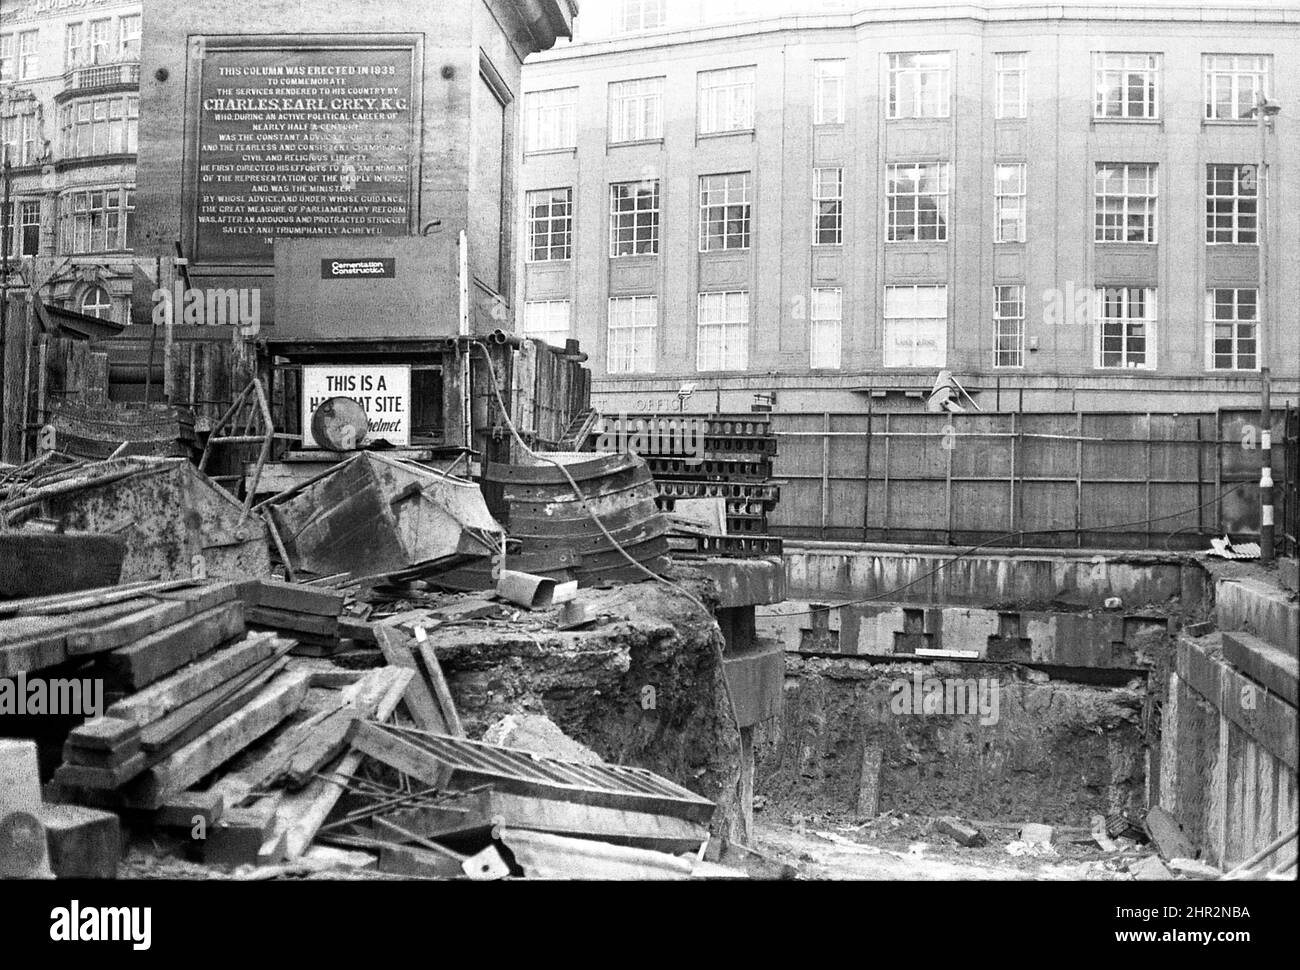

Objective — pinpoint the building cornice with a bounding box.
[535,4,1300,64]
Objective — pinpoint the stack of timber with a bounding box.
[238,578,348,655]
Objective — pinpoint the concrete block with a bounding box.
[1215,578,1299,657]
[1178,635,1298,770]
[1279,558,1299,594]
[1019,822,1054,846]
[936,608,999,657]
[1221,630,1298,706]
[0,739,43,818]
[852,606,906,654]
[38,804,121,879]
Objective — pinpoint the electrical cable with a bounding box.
[470,341,743,734]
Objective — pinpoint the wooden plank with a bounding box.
[0,578,195,619]
[139,654,292,753]
[0,600,159,678]
[237,578,344,617]
[53,753,148,790]
[106,631,281,726]
[121,671,311,807]
[102,601,248,688]
[245,605,339,638]
[65,600,191,656]
[262,667,413,862]
[374,626,441,730]
[66,716,141,752]
[281,708,360,790]
[153,581,240,614]
[415,639,464,738]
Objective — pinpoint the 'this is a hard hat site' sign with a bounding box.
[301,364,411,448]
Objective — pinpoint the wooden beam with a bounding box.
[263,667,413,862]
[374,626,441,730]
[103,601,248,689]
[121,671,311,807]
[107,631,281,725]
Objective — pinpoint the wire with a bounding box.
[770,481,1248,620]
[470,341,743,733]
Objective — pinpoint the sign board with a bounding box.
[193,41,418,263]
[301,364,411,448]
[321,257,396,279]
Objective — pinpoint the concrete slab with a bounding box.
[38,804,121,879]
[1221,630,1299,707]
[1215,578,1299,657]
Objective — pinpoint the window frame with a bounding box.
[609,179,660,258]
[16,198,41,257]
[1094,286,1157,370]
[525,187,573,263]
[524,87,579,154]
[1093,52,1161,120]
[993,284,1025,368]
[883,284,948,368]
[615,0,667,33]
[1205,163,1259,245]
[810,286,842,370]
[607,294,658,374]
[1094,162,1158,244]
[608,76,664,144]
[994,162,1026,243]
[696,290,750,372]
[119,14,141,59]
[60,185,133,254]
[995,52,1027,119]
[17,29,39,80]
[1204,54,1269,122]
[813,167,843,246]
[1205,288,1258,371]
[813,59,846,125]
[697,65,756,135]
[886,162,950,242]
[887,51,951,120]
[521,299,572,347]
[698,172,752,252]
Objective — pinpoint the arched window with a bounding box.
[81,285,112,319]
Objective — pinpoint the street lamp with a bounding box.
[1249,94,1280,564]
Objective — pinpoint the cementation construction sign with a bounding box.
[301,364,411,447]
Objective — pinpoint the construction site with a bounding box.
[0,0,1296,904]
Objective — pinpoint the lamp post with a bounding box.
[1251,93,1281,564]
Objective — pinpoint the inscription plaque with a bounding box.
[194,41,417,263]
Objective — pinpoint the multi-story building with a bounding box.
[517,0,1300,413]
[2,0,139,325]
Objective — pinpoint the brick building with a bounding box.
[2,0,139,325]
[517,0,1300,413]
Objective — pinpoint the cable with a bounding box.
[770,481,1248,620]
[470,341,743,733]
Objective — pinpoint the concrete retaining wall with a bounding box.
[784,544,1209,612]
